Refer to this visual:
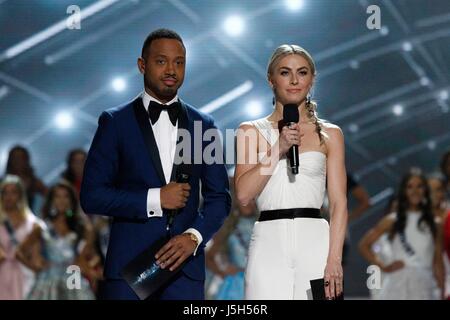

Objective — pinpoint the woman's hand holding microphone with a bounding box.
[277,123,303,157]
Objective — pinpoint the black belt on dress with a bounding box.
[259,208,322,222]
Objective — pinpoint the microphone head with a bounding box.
[283,104,299,123]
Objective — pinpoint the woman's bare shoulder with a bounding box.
[322,121,342,133]
[237,121,255,130]
[321,121,344,149]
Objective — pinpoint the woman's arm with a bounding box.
[238,200,257,217]
[235,123,276,206]
[358,215,402,272]
[323,125,348,299]
[325,126,348,263]
[205,233,228,278]
[235,122,297,206]
[34,178,48,196]
[75,239,103,284]
[348,185,371,222]
[0,245,6,264]
[16,223,46,272]
[433,218,445,297]
[445,212,450,261]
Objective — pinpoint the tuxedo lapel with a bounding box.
[133,97,166,185]
[169,100,190,182]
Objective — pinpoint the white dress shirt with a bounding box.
[142,91,202,255]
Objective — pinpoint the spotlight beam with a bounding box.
[200,81,253,114]
[0,0,121,63]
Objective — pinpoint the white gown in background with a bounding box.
[378,211,440,300]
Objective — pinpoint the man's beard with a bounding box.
[161,86,176,96]
[144,76,178,99]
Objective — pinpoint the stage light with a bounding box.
[223,15,245,37]
[285,0,304,11]
[112,77,126,92]
[246,100,264,118]
[427,140,436,150]
[387,157,397,165]
[55,112,74,130]
[379,26,389,36]
[392,104,404,116]
[420,77,430,87]
[439,90,448,101]
[348,123,359,133]
[350,60,360,70]
[402,41,413,52]
[0,86,9,100]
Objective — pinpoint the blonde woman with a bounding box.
[0,175,44,299]
[235,44,348,300]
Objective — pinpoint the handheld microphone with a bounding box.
[283,104,300,175]
[166,164,192,233]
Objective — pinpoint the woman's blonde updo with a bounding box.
[267,44,327,144]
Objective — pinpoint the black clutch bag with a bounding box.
[309,278,344,300]
[121,237,186,300]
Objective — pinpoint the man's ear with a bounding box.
[137,57,145,75]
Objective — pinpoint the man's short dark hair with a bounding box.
[141,28,185,59]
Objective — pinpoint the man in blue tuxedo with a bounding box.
[80,29,231,300]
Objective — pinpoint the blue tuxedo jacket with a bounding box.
[80,96,231,287]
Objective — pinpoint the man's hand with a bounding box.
[155,234,197,271]
[160,182,191,210]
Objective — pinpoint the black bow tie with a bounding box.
[148,101,181,126]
